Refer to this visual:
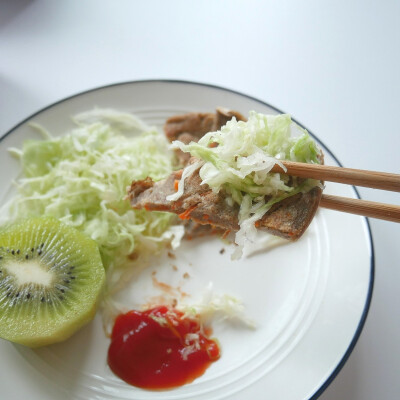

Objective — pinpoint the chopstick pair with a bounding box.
[270,161,400,222]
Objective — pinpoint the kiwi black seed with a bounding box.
[0,217,105,348]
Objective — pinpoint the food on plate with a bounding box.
[165,107,246,165]
[128,111,323,258]
[0,107,317,389]
[108,306,220,389]
[0,217,105,347]
[129,166,321,237]
[165,107,245,142]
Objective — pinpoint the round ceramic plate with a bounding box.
[0,80,373,400]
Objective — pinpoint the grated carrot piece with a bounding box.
[178,205,198,220]
[222,230,231,239]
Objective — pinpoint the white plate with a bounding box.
[0,80,373,400]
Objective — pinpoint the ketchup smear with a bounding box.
[107,306,220,389]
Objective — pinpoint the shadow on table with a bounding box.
[0,0,34,29]
[321,365,358,399]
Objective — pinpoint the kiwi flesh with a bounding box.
[0,217,105,347]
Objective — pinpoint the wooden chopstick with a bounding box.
[269,160,400,222]
[270,160,400,192]
[319,194,400,222]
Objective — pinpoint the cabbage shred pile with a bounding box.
[5,110,181,271]
[170,112,321,258]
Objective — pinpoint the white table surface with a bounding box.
[1,1,399,399]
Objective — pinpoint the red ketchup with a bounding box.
[107,306,220,389]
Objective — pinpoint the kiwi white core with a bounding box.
[4,260,54,287]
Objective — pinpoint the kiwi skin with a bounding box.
[0,217,105,348]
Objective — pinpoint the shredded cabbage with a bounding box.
[171,111,321,258]
[177,283,256,329]
[3,109,183,272]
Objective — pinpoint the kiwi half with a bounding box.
[0,217,105,347]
